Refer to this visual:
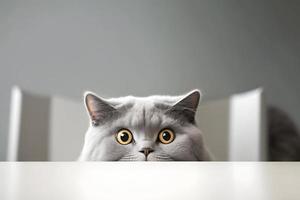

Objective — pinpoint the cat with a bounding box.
[78,90,211,161]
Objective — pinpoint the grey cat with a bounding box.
[79,90,211,161]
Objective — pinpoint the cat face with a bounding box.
[79,90,211,161]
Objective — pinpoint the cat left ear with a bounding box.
[84,92,116,126]
[167,89,201,123]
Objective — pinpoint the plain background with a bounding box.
[0,0,299,160]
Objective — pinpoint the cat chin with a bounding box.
[146,154,174,161]
[117,153,174,161]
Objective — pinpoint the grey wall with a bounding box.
[0,0,299,160]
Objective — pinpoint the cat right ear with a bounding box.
[84,92,116,126]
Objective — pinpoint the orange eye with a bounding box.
[116,129,133,145]
[158,129,175,144]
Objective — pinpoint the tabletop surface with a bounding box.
[0,162,299,200]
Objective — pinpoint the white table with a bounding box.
[0,162,299,200]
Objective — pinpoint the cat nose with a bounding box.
[139,147,154,157]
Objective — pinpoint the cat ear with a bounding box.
[173,89,201,112]
[84,92,116,126]
[167,89,201,123]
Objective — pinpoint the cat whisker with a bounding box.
[119,154,140,161]
[154,154,174,161]
[155,153,171,158]
[155,156,170,159]
[154,157,174,161]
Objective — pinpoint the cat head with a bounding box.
[79,90,210,161]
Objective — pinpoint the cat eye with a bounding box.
[116,129,133,145]
[158,129,175,144]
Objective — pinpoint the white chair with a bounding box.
[197,88,266,161]
[7,86,266,161]
[7,86,87,161]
